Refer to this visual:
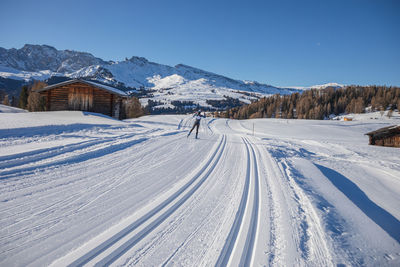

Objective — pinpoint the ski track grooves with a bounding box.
[215,137,260,267]
[0,128,183,180]
[65,134,226,267]
[239,138,260,266]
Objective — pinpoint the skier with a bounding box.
[187,110,205,139]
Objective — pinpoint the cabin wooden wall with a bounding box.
[39,82,125,119]
[40,87,69,111]
[69,87,93,111]
[93,88,112,116]
[370,135,400,147]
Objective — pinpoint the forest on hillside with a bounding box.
[217,86,400,120]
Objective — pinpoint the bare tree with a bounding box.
[124,97,144,118]
[398,99,400,114]
[2,95,10,106]
[380,107,385,117]
[27,81,47,111]
[387,109,393,119]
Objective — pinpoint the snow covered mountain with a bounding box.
[0,44,106,73]
[0,44,305,110]
[290,83,344,90]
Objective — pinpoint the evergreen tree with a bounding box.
[19,85,29,109]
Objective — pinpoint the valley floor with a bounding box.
[0,111,399,266]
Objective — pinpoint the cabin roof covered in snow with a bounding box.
[37,79,128,97]
[365,125,400,137]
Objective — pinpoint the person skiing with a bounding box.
[187,110,205,139]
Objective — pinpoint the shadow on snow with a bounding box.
[0,124,112,139]
[315,164,400,244]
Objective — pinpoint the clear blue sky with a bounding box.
[1,0,399,87]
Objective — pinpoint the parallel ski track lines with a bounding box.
[0,130,182,212]
[3,132,198,265]
[0,135,145,179]
[214,137,250,267]
[239,138,260,267]
[0,127,160,170]
[0,131,188,241]
[215,137,260,267]
[0,128,183,180]
[65,134,226,267]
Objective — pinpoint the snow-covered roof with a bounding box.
[365,125,400,136]
[38,79,128,97]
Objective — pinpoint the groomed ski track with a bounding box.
[1,113,400,266]
[64,134,227,266]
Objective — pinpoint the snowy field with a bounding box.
[1,106,399,266]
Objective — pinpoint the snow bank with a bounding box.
[0,104,27,113]
[0,111,124,130]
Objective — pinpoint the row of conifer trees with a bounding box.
[216,85,400,120]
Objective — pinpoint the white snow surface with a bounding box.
[288,82,344,90]
[0,104,27,113]
[0,65,55,81]
[1,111,400,266]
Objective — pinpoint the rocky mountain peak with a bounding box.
[126,56,149,65]
[21,44,57,53]
[0,44,105,72]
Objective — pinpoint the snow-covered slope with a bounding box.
[0,112,399,266]
[289,82,344,90]
[0,45,300,109]
[0,104,27,113]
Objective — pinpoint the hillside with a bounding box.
[0,44,304,111]
[221,85,400,120]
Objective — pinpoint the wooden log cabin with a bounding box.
[37,79,128,119]
[365,125,400,147]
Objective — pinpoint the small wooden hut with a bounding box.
[37,79,128,119]
[343,117,353,121]
[365,125,400,147]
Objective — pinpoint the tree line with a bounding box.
[216,85,400,120]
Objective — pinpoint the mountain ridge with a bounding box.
[0,44,341,111]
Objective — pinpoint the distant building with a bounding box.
[343,117,353,121]
[37,79,128,119]
[365,125,400,147]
